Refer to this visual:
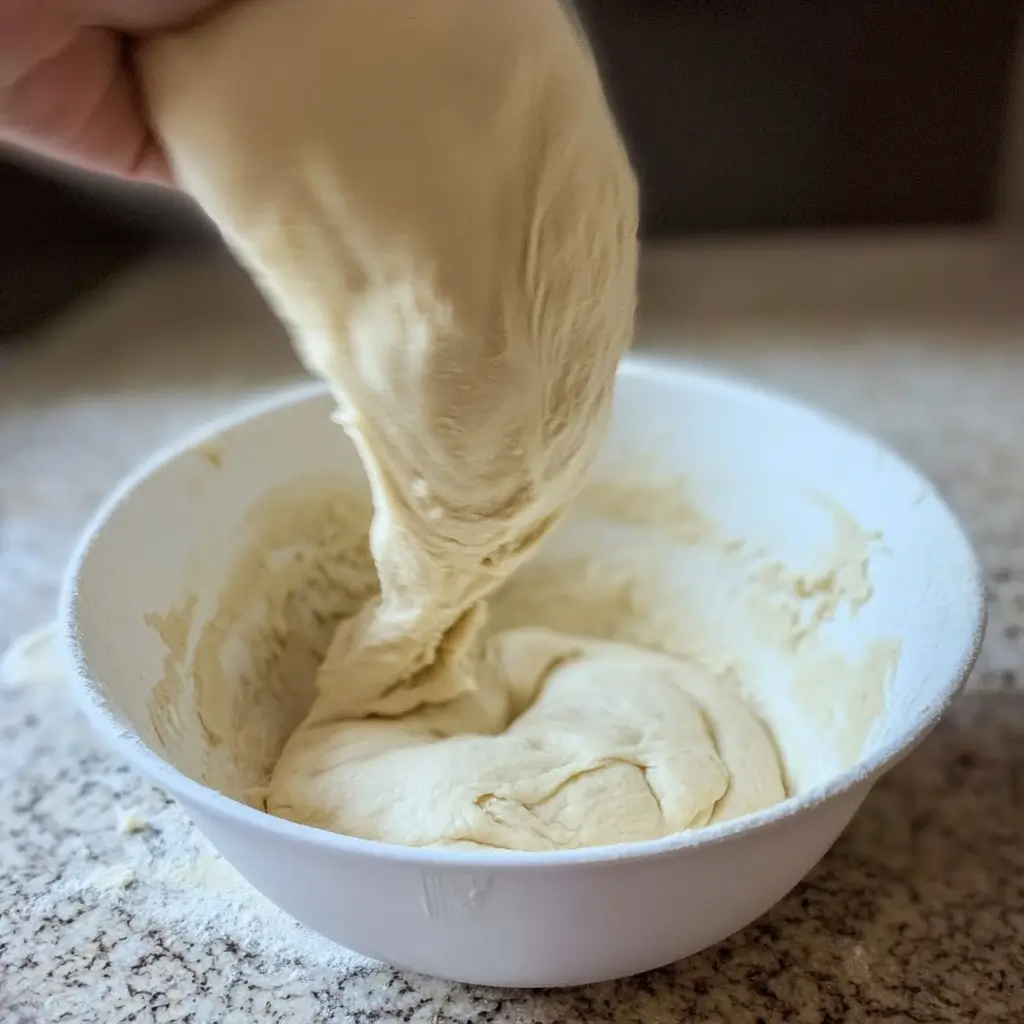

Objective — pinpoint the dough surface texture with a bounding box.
[138,0,785,850]
[269,629,785,849]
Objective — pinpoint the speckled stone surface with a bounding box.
[2,233,1023,1022]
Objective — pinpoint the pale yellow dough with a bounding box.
[138,0,785,850]
[270,630,785,850]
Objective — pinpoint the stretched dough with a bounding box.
[138,0,785,849]
[139,0,636,713]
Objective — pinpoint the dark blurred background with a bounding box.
[1,0,1021,335]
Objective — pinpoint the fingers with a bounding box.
[0,2,74,89]
[79,0,230,34]
[0,0,224,184]
[2,26,172,184]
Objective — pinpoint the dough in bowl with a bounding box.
[269,629,785,850]
[138,0,785,849]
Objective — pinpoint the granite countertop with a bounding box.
[2,231,1023,1023]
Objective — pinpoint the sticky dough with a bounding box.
[138,0,785,850]
[270,630,784,849]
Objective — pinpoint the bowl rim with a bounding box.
[59,355,987,869]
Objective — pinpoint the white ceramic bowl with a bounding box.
[60,358,985,988]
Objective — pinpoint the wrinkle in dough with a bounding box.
[138,0,786,850]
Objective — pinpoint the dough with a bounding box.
[139,0,637,714]
[269,630,785,850]
[138,0,785,850]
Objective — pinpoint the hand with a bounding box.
[0,0,224,186]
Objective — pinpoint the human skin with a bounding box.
[0,0,224,185]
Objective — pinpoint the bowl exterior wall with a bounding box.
[182,783,870,988]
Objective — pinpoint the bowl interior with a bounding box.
[67,360,983,818]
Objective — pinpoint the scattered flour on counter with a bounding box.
[0,622,65,689]
[116,807,150,834]
[76,833,375,971]
[3,628,369,968]
[84,863,138,892]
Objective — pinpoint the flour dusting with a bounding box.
[75,830,375,971]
